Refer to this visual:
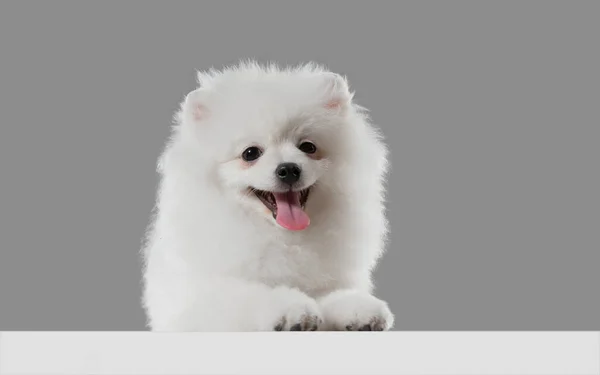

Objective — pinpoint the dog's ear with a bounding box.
[182,88,210,124]
[320,73,352,113]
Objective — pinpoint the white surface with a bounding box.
[0,332,599,375]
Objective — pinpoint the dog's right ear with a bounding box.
[182,88,210,124]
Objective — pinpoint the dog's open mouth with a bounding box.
[252,187,311,231]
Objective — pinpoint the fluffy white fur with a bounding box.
[141,61,393,331]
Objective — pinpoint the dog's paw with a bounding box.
[263,287,323,331]
[273,306,322,331]
[319,290,394,331]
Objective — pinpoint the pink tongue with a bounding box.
[273,191,310,231]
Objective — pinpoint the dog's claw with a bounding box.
[345,318,387,331]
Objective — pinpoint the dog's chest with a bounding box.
[243,239,338,295]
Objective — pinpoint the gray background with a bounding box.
[0,1,598,331]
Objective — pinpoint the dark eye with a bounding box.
[242,146,262,161]
[298,141,317,154]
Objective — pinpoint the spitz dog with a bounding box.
[141,61,394,331]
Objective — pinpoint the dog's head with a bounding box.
[177,64,357,231]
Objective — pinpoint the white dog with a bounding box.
[141,61,394,331]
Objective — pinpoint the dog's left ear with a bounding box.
[320,73,353,113]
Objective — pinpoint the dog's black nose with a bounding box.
[275,163,301,185]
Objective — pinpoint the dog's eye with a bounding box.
[242,146,262,161]
[298,141,317,154]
